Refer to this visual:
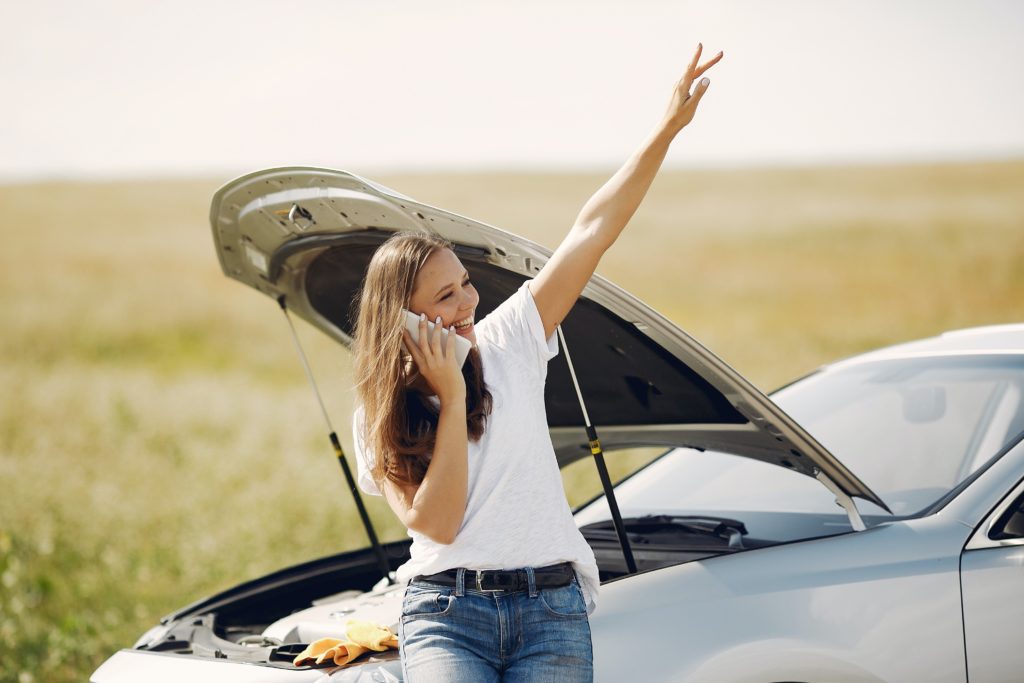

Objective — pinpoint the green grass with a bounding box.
[1,160,1022,682]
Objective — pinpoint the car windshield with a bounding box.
[575,354,1024,522]
[776,354,1024,514]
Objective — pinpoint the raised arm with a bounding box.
[529,43,723,338]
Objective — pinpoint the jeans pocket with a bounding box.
[538,581,588,620]
[402,584,457,620]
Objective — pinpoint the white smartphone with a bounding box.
[403,309,473,368]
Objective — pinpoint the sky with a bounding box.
[2,0,1023,181]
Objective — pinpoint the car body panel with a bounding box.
[960,470,1024,683]
[209,166,886,510]
[961,545,1024,683]
[91,651,326,682]
[577,436,1024,682]
[827,325,1024,368]
[589,514,970,682]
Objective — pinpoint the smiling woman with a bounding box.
[343,43,723,682]
[352,233,493,516]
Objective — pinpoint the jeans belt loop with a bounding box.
[526,566,538,597]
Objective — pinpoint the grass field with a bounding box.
[1,160,1022,681]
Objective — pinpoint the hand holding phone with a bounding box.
[403,309,473,369]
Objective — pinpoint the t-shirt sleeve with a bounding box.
[478,280,559,381]
[352,406,383,496]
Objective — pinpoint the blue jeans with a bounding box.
[398,566,594,682]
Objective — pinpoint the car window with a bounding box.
[572,448,850,529]
[775,355,1024,515]
[991,489,1024,541]
[573,356,1024,525]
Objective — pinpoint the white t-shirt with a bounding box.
[353,281,600,616]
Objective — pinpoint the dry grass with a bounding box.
[1,160,1022,682]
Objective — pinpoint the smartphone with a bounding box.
[403,309,473,368]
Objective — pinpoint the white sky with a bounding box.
[2,0,1023,180]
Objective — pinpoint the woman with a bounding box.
[351,44,723,682]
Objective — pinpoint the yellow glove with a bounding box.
[292,620,400,668]
[344,620,399,651]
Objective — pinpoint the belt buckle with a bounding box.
[475,569,501,592]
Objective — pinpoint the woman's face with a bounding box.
[407,248,480,345]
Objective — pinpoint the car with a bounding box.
[91,167,1024,683]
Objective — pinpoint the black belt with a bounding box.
[413,561,575,592]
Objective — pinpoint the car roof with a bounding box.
[824,324,1024,371]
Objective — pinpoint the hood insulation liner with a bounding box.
[305,243,746,430]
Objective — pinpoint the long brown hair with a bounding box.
[352,232,492,489]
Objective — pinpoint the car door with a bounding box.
[960,475,1024,682]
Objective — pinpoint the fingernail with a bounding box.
[701,77,710,86]
[419,313,425,321]
[436,316,442,324]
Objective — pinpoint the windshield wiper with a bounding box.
[581,515,748,550]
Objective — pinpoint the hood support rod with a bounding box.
[814,468,866,531]
[278,296,395,584]
[557,325,638,574]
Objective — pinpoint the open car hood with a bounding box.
[210,166,888,512]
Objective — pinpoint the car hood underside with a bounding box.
[209,166,887,511]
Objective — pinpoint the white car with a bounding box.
[92,168,1024,682]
